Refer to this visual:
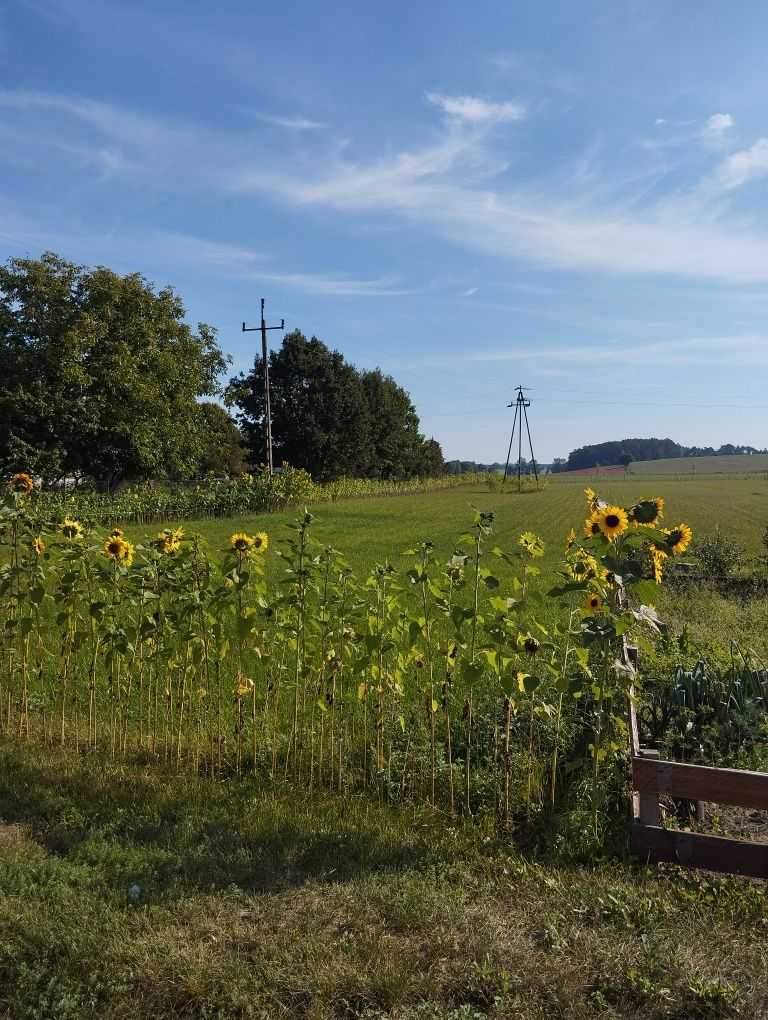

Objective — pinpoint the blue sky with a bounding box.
[3,1,768,462]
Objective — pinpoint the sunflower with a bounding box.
[595,505,629,540]
[567,550,600,580]
[629,497,664,527]
[664,523,693,555]
[651,548,667,583]
[252,532,269,554]
[9,472,34,495]
[583,592,603,614]
[584,487,599,511]
[518,531,544,557]
[121,541,135,568]
[563,528,576,554]
[230,532,255,555]
[583,513,602,539]
[32,537,45,556]
[59,518,83,541]
[153,529,180,554]
[103,535,129,561]
[110,527,125,538]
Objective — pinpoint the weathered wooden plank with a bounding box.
[632,756,768,810]
[637,750,661,826]
[631,823,768,878]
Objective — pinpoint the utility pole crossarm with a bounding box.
[242,298,285,477]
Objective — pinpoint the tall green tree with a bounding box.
[0,252,227,488]
[188,402,247,476]
[228,331,373,482]
[360,368,424,479]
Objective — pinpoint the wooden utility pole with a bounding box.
[242,299,284,475]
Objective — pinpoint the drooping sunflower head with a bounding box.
[567,549,600,581]
[563,527,576,554]
[230,532,256,555]
[122,541,135,568]
[523,636,540,655]
[518,531,544,557]
[153,529,180,554]
[32,537,45,556]
[583,513,602,539]
[651,548,667,583]
[59,518,83,541]
[596,505,629,541]
[664,523,693,556]
[629,497,664,527]
[583,592,603,614]
[252,532,269,554]
[9,472,34,495]
[584,487,599,511]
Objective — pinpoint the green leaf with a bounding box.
[461,660,485,686]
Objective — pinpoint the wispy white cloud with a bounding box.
[252,112,326,131]
[717,138,768,189]
[426,92,525,124]
[706,112,733,134]
[7,86,768,285]
[462,287,479,297]
[246,271,414,296]
[447,332,768,369]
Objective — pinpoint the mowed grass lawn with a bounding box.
[1,740,767,1020]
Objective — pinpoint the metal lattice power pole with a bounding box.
[502,386,539,492]
[242,299,284,476]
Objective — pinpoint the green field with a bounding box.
[122,474,766,658]
[3,477,768,1018]
[560,452,768,477]
[121,473,768,568]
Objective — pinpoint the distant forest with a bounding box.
[444,459,540,475]
[552,438,767,472]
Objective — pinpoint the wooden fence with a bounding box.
[628,650,768,877]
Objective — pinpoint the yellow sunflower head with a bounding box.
[9,472,34,495]
[518,531,544,557]
[567,549,600,581]
[103,535,129,561]
[153,529,180,554]
[32,536,45,556]
[252,532,269,554]
[664,523,692,556]
[583,592,603,614]
[563,527,576,554]
[584,487,599,511]
[629,497,664,527]
[110,527,125,538]
[122,541,135,568]
[595,505,629,541]
[59,518,84,541]
[584,513,602,539]
[230,532,256,555]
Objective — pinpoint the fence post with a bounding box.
[637,749,661,826]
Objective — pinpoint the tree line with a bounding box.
[554,438,767,472]
[0,253,443,488]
